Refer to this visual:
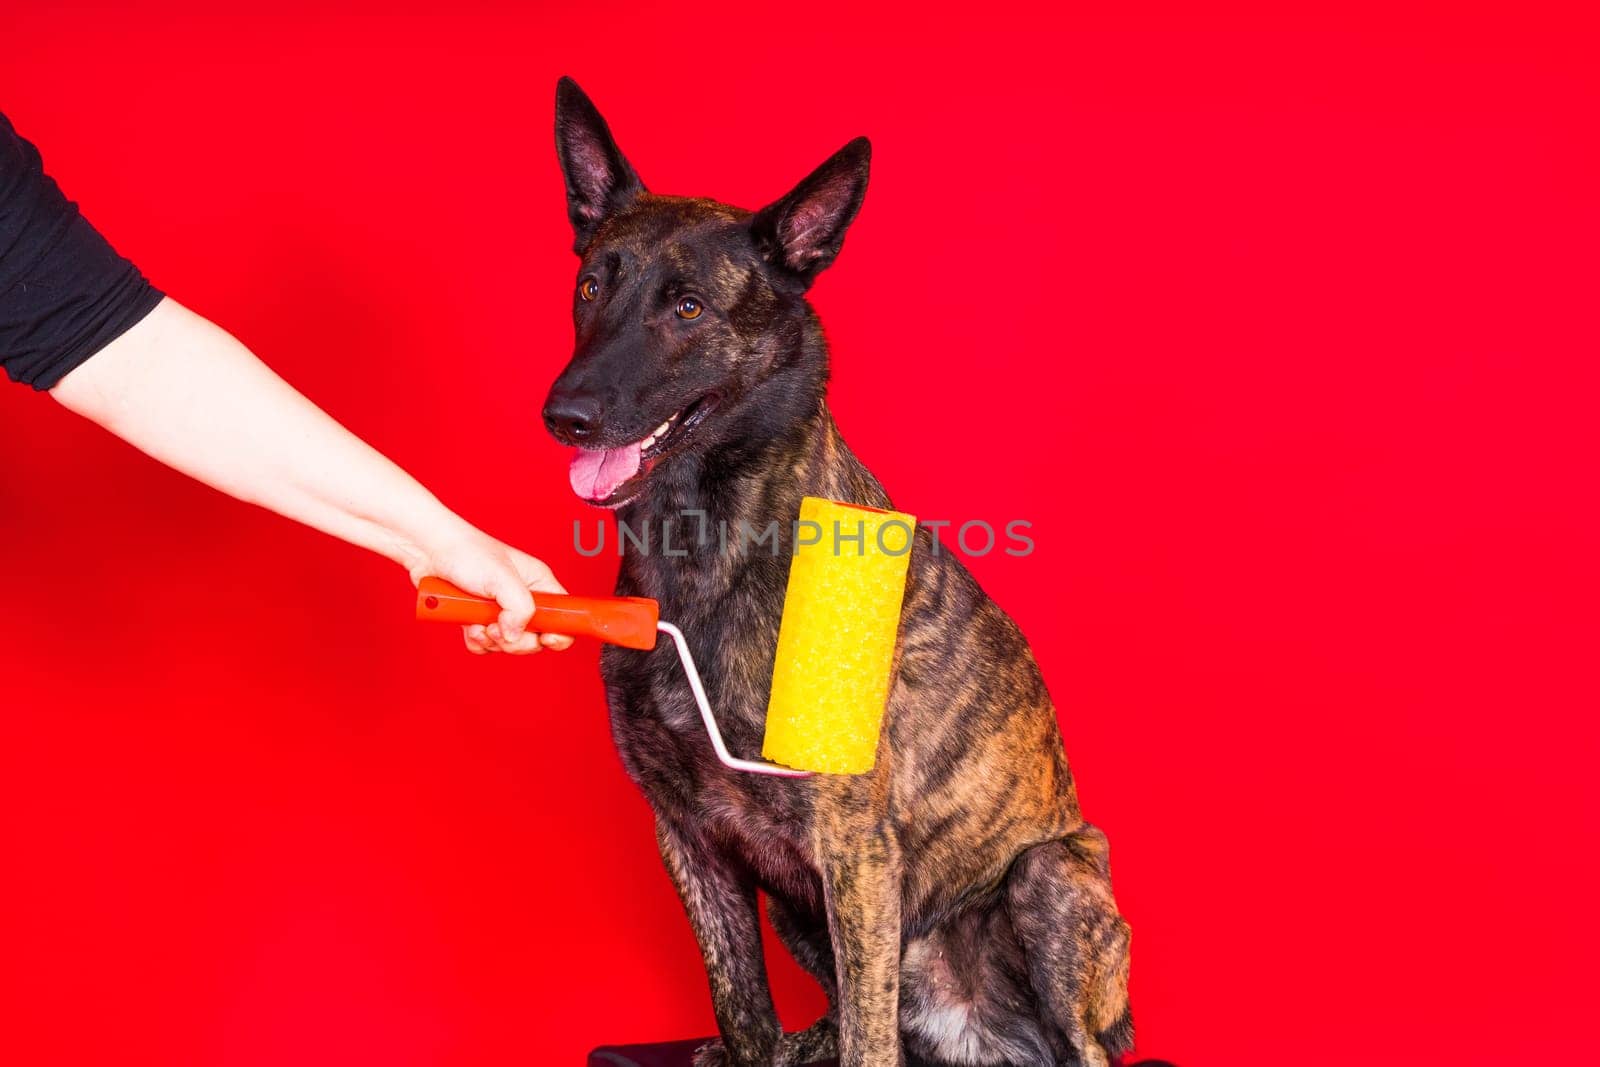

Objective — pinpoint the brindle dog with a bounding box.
[543,78,1132,1067]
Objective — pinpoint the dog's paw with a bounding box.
[693,1027,831,1067]
[691,1040,730,1067]
[777,1017,837,1065]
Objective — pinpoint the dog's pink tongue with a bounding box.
[569,444,642,501]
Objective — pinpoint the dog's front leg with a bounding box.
[818,821,903,1067]
[656,817,781,1066]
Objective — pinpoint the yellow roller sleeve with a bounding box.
[762,497,917,774]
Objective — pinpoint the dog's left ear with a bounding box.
[751,137,871,286]
[555,77,646,253]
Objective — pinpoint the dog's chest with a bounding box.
[602,619,822,903]
[606,552,788,768]
[692,769,821,903]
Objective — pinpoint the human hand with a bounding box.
[406,526,575,655]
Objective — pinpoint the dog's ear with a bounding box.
[751,137,871,286]
[554,77,646,253]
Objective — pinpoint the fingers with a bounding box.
[487,574,536,642]
[461,622,552,656]
[495,549,572,651]
[488,622,546,655]
[422,533,574,655]
[462,624,493,655]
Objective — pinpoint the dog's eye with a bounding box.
[580,277,600,302]
[676,297,703,320]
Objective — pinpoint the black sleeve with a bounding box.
[0,111,164,391]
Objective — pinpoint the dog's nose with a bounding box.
[543,391,603,443]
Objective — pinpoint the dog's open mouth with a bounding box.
[567,395,718,507]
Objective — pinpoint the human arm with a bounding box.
[49,296,570,654]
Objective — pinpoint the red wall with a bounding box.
[2,5,1596,1065]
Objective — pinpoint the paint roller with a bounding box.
[415,497,915,776]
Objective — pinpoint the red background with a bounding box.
[2,5,1597,1065]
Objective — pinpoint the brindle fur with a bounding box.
[544,78,1132,1067]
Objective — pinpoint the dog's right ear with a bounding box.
[554,77,645,253]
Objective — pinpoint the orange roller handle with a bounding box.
[415,577,660,650]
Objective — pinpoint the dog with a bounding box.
[542,78,1132,1067]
